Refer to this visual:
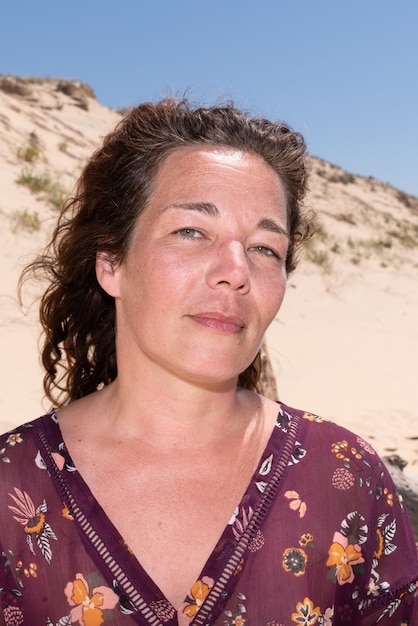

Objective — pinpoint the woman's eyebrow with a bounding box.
[164,203,288,237]
[164,202,219,216]
[257,217,289,238]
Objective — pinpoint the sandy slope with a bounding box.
[0,76,417,475]
[266,263,418,473]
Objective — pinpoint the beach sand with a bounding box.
[0,77,417,480]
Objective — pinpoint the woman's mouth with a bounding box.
[189,313,245,335]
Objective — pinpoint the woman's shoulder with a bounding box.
[0,409,58,437]
[278,400,378,452]
[0,411,59,472]
[274,401,396,496]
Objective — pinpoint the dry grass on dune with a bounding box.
[0,75,417,478]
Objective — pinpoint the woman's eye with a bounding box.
[251,245,279,258]
[175,228,203,239]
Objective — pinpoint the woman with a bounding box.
[0,99,416,625]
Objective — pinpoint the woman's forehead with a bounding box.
[151,145,283,196]
[133,145,288,236]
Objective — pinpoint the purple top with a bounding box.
[0,403,417,625]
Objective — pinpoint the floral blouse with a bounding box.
[0,403,417,626]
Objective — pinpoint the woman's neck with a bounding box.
[98,376,256,447]
[60,369,263,452]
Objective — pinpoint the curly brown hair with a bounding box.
[22,98,314,406]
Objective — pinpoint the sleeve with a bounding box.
[313,417,418,625]
[358,461,418,625]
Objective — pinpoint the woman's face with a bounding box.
[97,146,289,388]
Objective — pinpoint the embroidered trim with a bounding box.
[33,410,301,626]
[33,416,165,626]
[191,412,302,626]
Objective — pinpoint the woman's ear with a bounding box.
[96,252,121,298]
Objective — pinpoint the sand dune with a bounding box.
[1,76,417,477]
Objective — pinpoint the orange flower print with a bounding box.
[302,412,324,423]
[282,547,307,576]
[21,561,37,578]
[62,504,74,520]
[380,487,394,506]
[64,573,119,626]
[285,491,307,518]
[299,533,314,549]
[331,440,350,463]
[181,577,214,618]
[8,487,57,563]
[373,514,397,560]
[374,528,385,559]
[291,597,320,624]
[6,432,23,446]
[326,531,365,585]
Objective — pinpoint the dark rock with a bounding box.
[384,454,418,540]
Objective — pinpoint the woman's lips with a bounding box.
[189,313,245,335]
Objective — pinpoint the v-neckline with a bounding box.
[33,406,301,625]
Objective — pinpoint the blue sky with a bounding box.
[2,0,417,196]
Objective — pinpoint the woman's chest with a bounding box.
[80,445,259,610]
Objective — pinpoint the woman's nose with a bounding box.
[206,239,250,292]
